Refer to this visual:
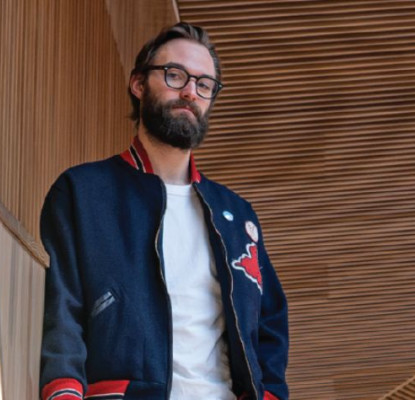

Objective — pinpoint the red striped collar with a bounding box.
[120,135,201,184]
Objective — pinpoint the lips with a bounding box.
[172,105,196,117]
[169,100,200,118]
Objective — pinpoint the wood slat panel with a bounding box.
[380,375,415,400]
[0,1,176,398]
[177,1,415,399]
[0,322,4,400]
[105,0,178,83]
[0,0,133,256]
[0,222,45,400]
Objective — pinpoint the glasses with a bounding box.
[145,65,223,99]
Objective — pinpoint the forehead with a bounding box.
[153,38,216,77]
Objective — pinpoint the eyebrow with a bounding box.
[164,62,216,80]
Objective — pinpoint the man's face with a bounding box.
[132,39,217,150]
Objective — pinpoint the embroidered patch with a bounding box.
[231,243,263,293]
[245,220,259,243]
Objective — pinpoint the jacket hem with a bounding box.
[42,378,83,400]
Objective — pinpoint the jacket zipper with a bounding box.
[154,179,173,399]
[193,185,259,400]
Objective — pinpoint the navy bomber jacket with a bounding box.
[40,136,289,400]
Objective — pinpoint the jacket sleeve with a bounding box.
[40,180,87,399]
[255,212,289,400]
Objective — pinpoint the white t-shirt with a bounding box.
[162,183,235,400]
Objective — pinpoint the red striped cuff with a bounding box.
[42,378,83,400]
[85,380,129,398]
[238,391,279,400]
[264,390,279,400]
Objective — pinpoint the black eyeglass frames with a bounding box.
[144,65,223,99]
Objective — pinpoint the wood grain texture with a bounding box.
[0,0,133,248]
[176,1,415,399]
[105,0,178,83]
[0,322,4,400]
[0,222,45,400]
[380,375,415,399]
[1,0,414,398]
[0,200,48,266]
[0,1,176,399]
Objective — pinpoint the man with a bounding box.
[40,23,288,400]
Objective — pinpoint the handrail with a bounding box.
[0,200,48,268]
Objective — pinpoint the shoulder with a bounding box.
[50,156,132,193]
[197,174,255,215]
[58,155,121,181]
[198,174,249,201]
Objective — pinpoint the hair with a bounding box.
[128,22,222,126]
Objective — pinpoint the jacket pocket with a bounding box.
[90,290,117,318]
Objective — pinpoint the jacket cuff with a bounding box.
[42,378,83,400]
[264,390,279,400]
[238,392,279,400]
[86,380,129,397]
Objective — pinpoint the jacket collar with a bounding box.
[120,135,201,184]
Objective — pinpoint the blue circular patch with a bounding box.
[223,210,234,221]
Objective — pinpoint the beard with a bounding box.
[140,84,210,150]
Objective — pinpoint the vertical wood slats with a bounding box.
[0,221,45,400]
[0,0,133,253]
[0,321,3,400]
[177,1,415,399]
[0,2,177,398]
[105,0,178,83]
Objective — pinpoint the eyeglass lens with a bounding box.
[165,67,218,98]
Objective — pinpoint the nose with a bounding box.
[179,78,198,102]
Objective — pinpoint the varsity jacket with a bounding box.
[40,136,289,400]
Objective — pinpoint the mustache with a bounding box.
[166,99,202,118]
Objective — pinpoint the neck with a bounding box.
[138,129,191,185]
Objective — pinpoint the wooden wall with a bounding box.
[0,220,44,400]
[0,0,132,251]
[105,0,178,83]
[2,0,415,399]
[177,1,415,399]
[381,375,415,399]
[0,315,4,400]
[0,1,176,398]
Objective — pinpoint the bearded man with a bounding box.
[39,23,289,400]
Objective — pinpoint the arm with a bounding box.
[40,181,87,399]
[257,219,289,400]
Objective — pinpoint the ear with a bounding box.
[130,73,145,100]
